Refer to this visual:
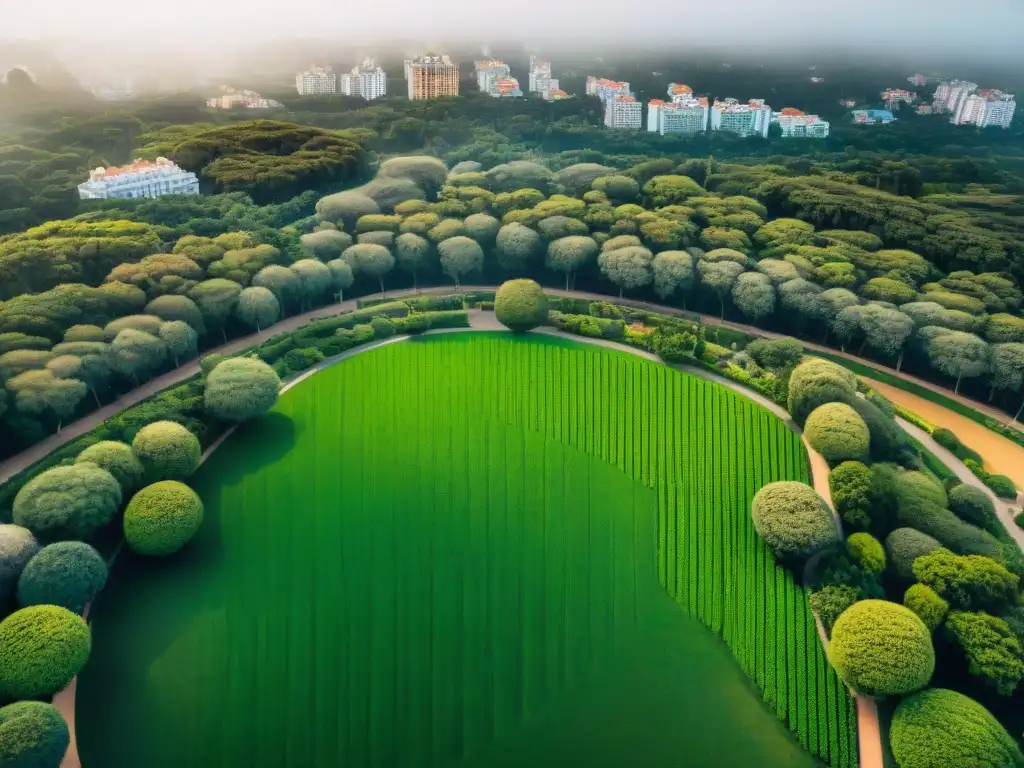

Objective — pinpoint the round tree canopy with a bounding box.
[12,464,122,542]
[847,532,886,575]
[131,421,201,482]
[885,527,943,582]
[75,440,144,493]
[0,605,91,699]
[0,524,39,604]
[0,700,70,768]
[17,540,107,613]
[787,358,858,425]
[804,402,871,464]
[890,689,1023,768]
[124,481,205,557]
[205,358,281,422]
[828,599,935,697]
[494,280,548,332]
[750,481,838,564]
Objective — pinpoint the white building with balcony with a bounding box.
[709,98,773,138]
[604,94,642,130]
[528,57,552,93]
[953,89,1016,128]
[773,109,830,138]
[295,66,336,96]
[78,158,199,200]
[647,98,710,135]
[933,80,978,114]
[339,59,387,100]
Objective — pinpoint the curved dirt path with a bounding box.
[54,315,882,768]
[3,284,1018,486]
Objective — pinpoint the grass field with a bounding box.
[77,332,856,767]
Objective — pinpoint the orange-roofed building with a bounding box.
[78,157,199,200]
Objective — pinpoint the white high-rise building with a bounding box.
[647,98,710,135]
[533,77,560,99]
[604,94,642,130]
[78,158,199,200]
[475,60,511,94]
[296,66,336,96]
[528,57,552,93]
[953,89,1016,128]
[339,59,387,100]
[586,76,631,104]
[773,109,830,138]
[709,98,773,138]
[406,54,459,100]
[932,80,978,114]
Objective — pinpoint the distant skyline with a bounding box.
[4,0,1024,61]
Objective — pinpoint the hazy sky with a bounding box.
[5,0,1024,56]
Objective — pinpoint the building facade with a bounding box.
[881,88,916,110]
[647,98,710,135]
[908,74,928,87]
[296,67,336,96]
[709,98,773,138]
[339,59,387,100]
[533,77,560,99]
[933,80,978,114]
[774,109,830,138]
[78,158,199,200]
[604,94,642,130]
[475,60,512,95]
[406,55,459,100]
[528,57,552,93]
[953,89,1016,128]
[206,89,281,109]
[586,76,631,104]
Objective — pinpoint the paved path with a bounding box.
[3,284,1019,485]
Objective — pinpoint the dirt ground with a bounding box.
[866,378,1024,491]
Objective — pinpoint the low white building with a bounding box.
[774,109,830,138]
[528,57,552,93]
[587,76,631,104]
[206,89,281,109]
[604,94,642,130]
[339,59,387,100]
[78,158,199,200]
[709,98,773,138]
[296,66,336,96]
[648,98,710,135]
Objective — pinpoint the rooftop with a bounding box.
[89,157,183,179]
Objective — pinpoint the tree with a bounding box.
[642,175,704,206]
[0,700,70,768]
[862,277,917,304]
[75,440,144,492]
[890,688,1024,768]
[235,286,281,331]
[990,343,1024,418]
[912,548,1019,613]
[427,219,467,244]
[63,324,104,342]
[847,532,886,574]
[300,229,352,260]
[495,223,543,272]
[0,349,53,375]
[696,259,744,319]
[598,245,654,297]
[754,218,817,250]
[731,272,775,320]
[756,258,802,285]
[205,358,281,422]
[494,279,548,332]
[810,584,860,634]
[102,313,164,341]
[920,327,990,394]
[289,259,332,309]
[592,175,640,203]
[12,463,122,541]
[946,611,1024,695]
[903,583,949,631]
[6,369,87,430]
[651,250,694,303]
[538,215,589,241]
[105,329,167,384]
[0,524,39,606]
[107,253,204,298]
[464,213,501,246]
[858,304,915,369]
[124,481,205,556]
[158,321,198,366]
[886,527,943,582]
[343,243,395,298]
[750,481,837,564]
[827,599,935,697]
[828,461,873,531]
[948,484,999,532]
[747,338,803,372]
[787,358,857,425]
[0,605,91,699]
[252,265,302,315]
[804,402,871,464]
[699,227,752,254]
[778,278,827,328]
[438,237,484,290]
[316,190,380,230]
[145,295,206,336]
[17,541,107,613]
[188,279,243,342]
[393,233,431,291]
[131,420,201,482]
[546,236,599,290]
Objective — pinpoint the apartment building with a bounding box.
[932,80,978,114]
[647,97,710,135]
[953,89,1016,128]
[586,76,631,104]
[475,60,512,95]
[406,55,459,100]
[78,158,199,200]
[774,109,830,138]
[339,59,387,100]
[709,98,773,138]
[881,88,916,110]
[295,66,336,96]
[206,89,281,109]
[604,94,642,130]
[528,57,552,93]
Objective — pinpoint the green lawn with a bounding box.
[77,333,855,767]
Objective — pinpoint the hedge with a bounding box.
[903,583,949,632]
[74,440,144,493]
[17,541,108,613]
[494,280,548,332]
[123,481,205,557]
[809,584,860,634]
[890,688,1024,768]
[912,548,1019,613]
[827,599,935,697]
[787,358,857,425]
[804,402,870,464]
[12,464,122,542]
[945,610,1024,695]
[0,605,91,699]
[750,481,838,564]
[947,483,999,533]
[846,532,885,575]
[885,527,943,581]
[131,421,202,482]
[829,461,873,531]
[1,524,39,605]
[848,395,909,462]
[0,701,70,768]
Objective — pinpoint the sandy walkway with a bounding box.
[866,378,1024,494]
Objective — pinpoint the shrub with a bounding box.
[945,611,1024,695]
[131,421,202,482]
[948,484,999,532]
[369,316,395,339]
[124,481,205,556]
[746,338,803,372]
[0,524,39,605]
[829,461,873,530]
[895,470,949,509]
[787,358,857,425]
[809,584,860,634]
[912,548,1019,613]
[985,474,1017,500]
[75,440,144,492]
[891,689,1023,768]
[848,396,908,462]
[750,481,837,564]
[903,583,949,631]
[0,605,91,699]
[17,541,107,613]
[12,464,122,542]
[204,358,281,422]
[933,427,982,462]
[846,532,885,574]
[0,701,70,768]
[494,280,548,332]
[827,599,935,697]
[804,402,870,464]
